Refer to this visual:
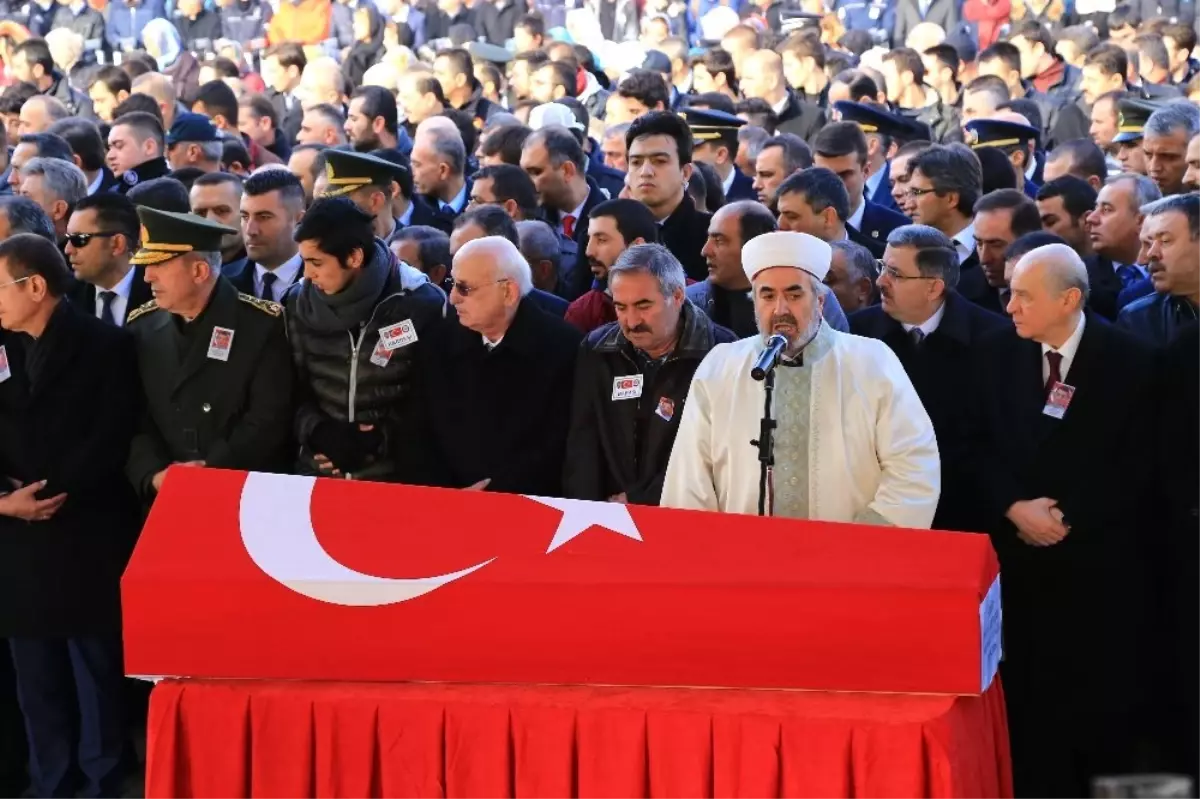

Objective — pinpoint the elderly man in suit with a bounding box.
[850,225,1009,532]
[975,243,1161,796]
[0,234,140,797]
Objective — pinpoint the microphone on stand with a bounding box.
[751,334,789,381]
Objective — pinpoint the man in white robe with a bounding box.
[661,231,941,528]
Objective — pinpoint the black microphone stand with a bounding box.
[750,369,776,517]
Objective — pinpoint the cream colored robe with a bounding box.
[660,327,941,528]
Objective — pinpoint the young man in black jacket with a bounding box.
[564,243,736,505]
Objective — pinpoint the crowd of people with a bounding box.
[0,0,1193,795]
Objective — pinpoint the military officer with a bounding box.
[684,107,758,203]
[1112,97,1159,176]
[318,149,411,245]
[964,117,1043,199]
[125,206,295,499]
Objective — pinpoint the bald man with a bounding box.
[296,58,345,112]
[737,50,825,142]
[973,243,1160,798]
[415,235,582,495]
[18,95,68,136]
[131,73,181,130]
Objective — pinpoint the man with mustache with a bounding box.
[662,231,940,527]
[564,243,738,505]
[1117,194,1200,347]
[564,199,658,335]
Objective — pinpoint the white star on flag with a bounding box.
[524,495,644,553]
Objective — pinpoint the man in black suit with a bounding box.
[519,126,604,300]
[417,235,581,495]
[974,242,1161,796]
[65,192,152,326]
[0,234,140,798]
[320,149,412,245]
[449,204,568,317]
[776,167,887,259]
[1085,173,1161,319]
[850,225,1009,532]
[906,144,999,312]
[412,119,473,230]
[263,43,306,146]
[232,169,305,302]
[972,188,1044,310]
[626,111,712,282]
[370,148,451,235]
[739,50,824,143]
[813,122,911,251]
[1117,193,1200,346]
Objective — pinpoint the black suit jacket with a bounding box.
[774,88,826,143]
[852,200,909,244]
[416,298,582,495]
[67,267,153,326]
[268,88,302,147]
[849,292,1009,532]
[547,176,608,301]
[956,251,1005,315]
[1083,254,1126,321]
[847,226,885,258]
[726,167,757,202]
[0,301,140,636]
[407,197,452,234]
[224,257,303,298]
[973,314,1160,704]
[658,194,712,283]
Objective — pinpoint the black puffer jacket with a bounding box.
[285,240,447,479]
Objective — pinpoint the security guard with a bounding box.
[964,117,1042,199]
[318,149,411,244]
[684,107,757,202]
[1113,97,1160,177]
[125,206,294,499]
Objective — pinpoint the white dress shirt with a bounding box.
[86,170,104,196]
[95,266,137,327]
[864,168,886,203]
[721,167,736,197]
[255,254,302,303]
[901,300,946,337]
[1041,313,1086,385]
[952,223,976,265]
[561,190,590,238]
[441,183,468,215]
[847,195,866,231]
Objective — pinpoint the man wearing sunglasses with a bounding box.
[64,193,151,328]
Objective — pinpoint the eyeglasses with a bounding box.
[447,277,509,296]
[906,186,940,199]
[65,231,118,249]
[878,261,935,282]
[0,276,31,290]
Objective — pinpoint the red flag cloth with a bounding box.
[124,469,1001,696]
[145,678,1013,799]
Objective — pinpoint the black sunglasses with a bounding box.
[65,231,119,248]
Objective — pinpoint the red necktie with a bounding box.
[563,214,576,239]
[1044,351,1063,395]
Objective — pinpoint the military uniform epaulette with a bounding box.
[126,300,159,323]
[237,293,283,317]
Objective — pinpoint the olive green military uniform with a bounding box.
[124,207,295,497]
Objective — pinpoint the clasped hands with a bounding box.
[1006,497,1070,547]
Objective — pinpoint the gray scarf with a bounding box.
[294,241,391,334]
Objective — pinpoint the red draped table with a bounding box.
[145,678,1013,798]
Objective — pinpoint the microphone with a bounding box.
[751,334,789,381]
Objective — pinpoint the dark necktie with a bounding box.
[909,328,925,348]
[1116,264,1141,290]
[1045,350,1063,395]
[260,272,277,302]
[99,290,117,326]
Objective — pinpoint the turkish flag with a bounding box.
[123,469,1000,695]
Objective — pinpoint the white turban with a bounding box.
[742,231,832,283]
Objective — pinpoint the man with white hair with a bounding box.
[661,230,940,527]
[1143,101,1200,198]
[18,156,87,246]
[974,242,1160,797]
[412,117,470,224]
[416,235,582,495]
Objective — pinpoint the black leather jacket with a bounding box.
[285,241,446,479]
[1116,291,1199,348]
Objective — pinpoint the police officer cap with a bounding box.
[1114,97,1162,144]
[963,118,1040,149]
[165,112,221,146]
[683,106,746,145]
[131,206,237,266]
[467,41,513,66]
[321,149,408,198]
[742,231,831,283]
[831,101,912,139]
